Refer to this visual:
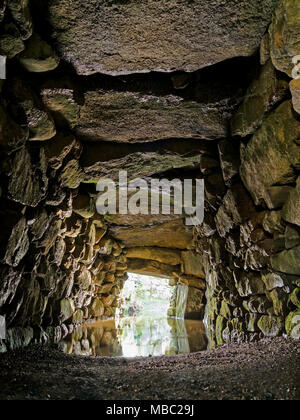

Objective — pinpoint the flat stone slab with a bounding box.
[110,220,194,249]
[48,0,275,75]
[76,90,227,142]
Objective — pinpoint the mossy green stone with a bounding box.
[285,309,300,338]
[220,300,232,320]
[257,315,284,337]
[216,315,225,346]
[290,288,300,308]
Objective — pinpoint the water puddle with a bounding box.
[58,317,208,357]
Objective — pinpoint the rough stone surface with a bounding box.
[231,60,288,137]
[110,220,193,250]
[8,147,48,207]
[271,246,300,275]
[126,247,181,266]
[76,90,227,142]
[41,89,80,129]
[269,0,300,77]
[181,251,205,279]
[240,101,300,208]
[290,79,300,115]
[48,0,276,75]
[257,315,284,337]
[7,0,33,40]
[19,34,60,73]
[81,141,203,182]
[0,26,25,58]
[282,177,300,227]
[127,259,178,279]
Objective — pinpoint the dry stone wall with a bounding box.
[0,0,299,352]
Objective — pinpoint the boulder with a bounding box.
[177,275,206,290]
[268,288,288,316]
[269,0,300,77]
[0,266,22,308]
[48,0,276,75]
[41,89,80,129]
[231,60,288,137]
[44,134,82,170]
[262,272,286,291]
[290,287,300,308]
[215,184,256,237]
[240,101,300,208]
[247,295,272,314]
[282,177,300,227]
[263,211,285,235]
[89,298,104,318]
[19,34,60,72]
[181,251,205,278]
[290,79,300,115]
[285,225,300,249]
[38,218,62,255]
[7,0,33,40]
[59,298,75,322]
[74,265,92,290]
[218,139,240,185]
[0,23,25,58]
[233,270,266,297]
[257,315,284,337]
[285,309,300,338]
[98,284,114,295]
[3,217,29,267]
[271,245,300,275]
[8,147,48,207]
[59,159,84,189]
[8,79,56,141]
[260,33,271,65]
[102,295,115,308]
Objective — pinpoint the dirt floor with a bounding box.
[0,337,299,400]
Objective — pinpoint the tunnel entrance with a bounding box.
[57,273,208,357]
[117,273,173,320]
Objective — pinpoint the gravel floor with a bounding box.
[0,337,299,400]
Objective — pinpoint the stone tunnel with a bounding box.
[0,0,299,401]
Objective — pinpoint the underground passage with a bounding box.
[0,0,300,402]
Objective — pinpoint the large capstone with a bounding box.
[47,0,276,75]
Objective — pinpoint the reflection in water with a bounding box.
[58,318,208,357]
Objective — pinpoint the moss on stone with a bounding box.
[285,309,300,339]
[269,288,288,316]
[60,298,75,323]
[290,288,300,308]
[220,300,232,320]
[257,315,284,337]
[216,315,225,346]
